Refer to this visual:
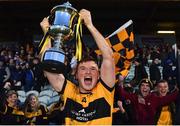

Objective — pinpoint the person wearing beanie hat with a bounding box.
[118,78,179,125]
[139,78,153,90]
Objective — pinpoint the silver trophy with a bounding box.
[41,2,79,73]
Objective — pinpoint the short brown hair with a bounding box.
[156,79,168,86]
[6,90,18,98]
[76,56,97,69]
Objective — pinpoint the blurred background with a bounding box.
[0,0,179,46]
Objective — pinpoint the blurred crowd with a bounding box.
[0,42,180,125]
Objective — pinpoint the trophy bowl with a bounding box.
[41,2,79,73]
[48,1,79,39]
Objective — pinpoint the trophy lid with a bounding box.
[51,1,78,14]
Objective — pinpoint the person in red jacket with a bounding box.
[118,78,179,125]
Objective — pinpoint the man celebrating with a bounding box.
[40,9,115,125]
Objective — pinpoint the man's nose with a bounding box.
[85,68,91,73]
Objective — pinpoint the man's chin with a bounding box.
[82,86,94,92]
[142,92,149,97]
[84,87,93,91]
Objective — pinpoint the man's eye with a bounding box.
[80,67,86,70]
[91,68,95,70]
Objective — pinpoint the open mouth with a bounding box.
[84,77,92,85]
[142,90,149,93]
[31,102,36,106]
[161,90,167,94]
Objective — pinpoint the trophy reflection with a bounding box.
[41,2,79,73]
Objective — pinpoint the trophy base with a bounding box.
[41,49,67,73]
[40,60,66,73]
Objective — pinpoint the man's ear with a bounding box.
[98,70,100,79]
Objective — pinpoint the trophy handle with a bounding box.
[48,14,54,25]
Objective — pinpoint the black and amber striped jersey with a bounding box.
[59,78,115,125]
[0,88,24,125]
[0,104,24,125]
[48,101,65,125]
[24,105,49,125]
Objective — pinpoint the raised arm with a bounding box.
[79,9,115,88]
[157,90,179,107]
[44,71,65,92]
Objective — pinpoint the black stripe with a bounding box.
[38,32,49,54]
[64,97,111,122]
[100,78,114,92]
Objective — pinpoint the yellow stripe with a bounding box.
[25,110,42,118]
[12,109,24,115]
[75,17,83,61]
[39,36,51,60]
[69,13,76,29]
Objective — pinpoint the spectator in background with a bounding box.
[118,78,179,124]
[154,80,176,125]
[23,93,49,125]
[160,48,168,66]
[8,58,15,71]
[48,96,65,125]
[162,59,176,91]
[0,56,11,86]
[150,47,161,60]
[150,58,161,86]
[130,57,148,87]
[166,45,176,65]
[0,82,24,124]
[112,100,129,125]
[32,57,46,92]
[10,61,25,91]
[113,75,130,125]
[114,75,134,124]
[24,62,34,92]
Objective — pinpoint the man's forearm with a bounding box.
[87,24,113,59]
